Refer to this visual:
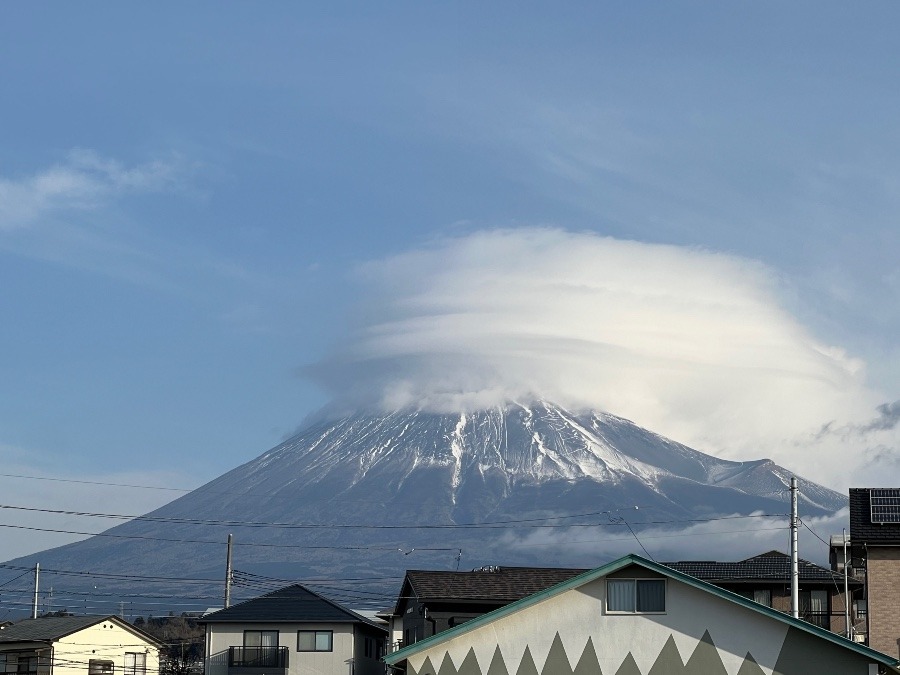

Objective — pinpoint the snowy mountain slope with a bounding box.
[2,402,845,613]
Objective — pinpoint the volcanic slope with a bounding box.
[3,402,845,611]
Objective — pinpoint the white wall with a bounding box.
[205,623,365,675]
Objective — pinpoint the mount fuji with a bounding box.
[2,401,845,614]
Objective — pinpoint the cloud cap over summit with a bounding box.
[308,228,885,485]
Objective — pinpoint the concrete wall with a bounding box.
[54,621,160,675]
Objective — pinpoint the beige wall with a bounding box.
[54,621,160,675]
[867,547,900,657]
[205,623,382,675]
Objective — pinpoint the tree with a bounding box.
[134,615,204,675]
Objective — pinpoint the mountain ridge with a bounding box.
[1,401,845,614]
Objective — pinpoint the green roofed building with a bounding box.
[384,554,900,675]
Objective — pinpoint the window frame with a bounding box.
[88,660,115,675]
[123,653,146,675]
[296,630,333,653]
[606,578,667,614]
[242,630,279,648]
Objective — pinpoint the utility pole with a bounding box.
[32,563,39,619]
[224,534,234,609]
[790,477,799,619]
[843,528,851,638]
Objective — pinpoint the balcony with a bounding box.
[227,647,288,675]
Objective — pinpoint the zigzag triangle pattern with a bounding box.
[407,630,766,675]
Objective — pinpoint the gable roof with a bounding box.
[850,487,900,544]
[395,567,588,612]
[200,584,384,631]
[664,550,858,585]
[0,615,162,647]
[385,554,900,670]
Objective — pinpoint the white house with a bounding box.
[201,584,387,675]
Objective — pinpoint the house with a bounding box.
[384,554,900,675]
[665,550,862,636]
[0,615,162,675]
[829,532,868,643]
[849,487,900,656]
[201,584,387,675]
[386,566,588,650]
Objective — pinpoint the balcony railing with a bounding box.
[802,612,830,630]
[228,647,288,669]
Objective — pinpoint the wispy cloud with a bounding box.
[0,149,183,231]
[497,510,846,566]
[309,227,892,486]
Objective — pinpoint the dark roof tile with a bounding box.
[663,551,852,584]
[404,567,589,603]
[0,616,135,643]
[850,488,900,544]
[201,585,383,631]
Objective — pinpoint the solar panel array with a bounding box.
[870,488,900,523]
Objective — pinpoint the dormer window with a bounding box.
[607,579,666,613]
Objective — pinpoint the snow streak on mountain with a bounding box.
[3,402,845,613]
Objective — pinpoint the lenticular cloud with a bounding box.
[308,227,878,472]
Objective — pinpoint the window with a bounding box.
[243,631,279,648]
[239,631,282,668]
[0,652,49,675]
[800,590,829,629]
[297,631,332,652]
[753,589,772,607]
[607,579,665,613]
[88,661,114,675]
[124,654,146,675]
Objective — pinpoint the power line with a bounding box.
[0,502,787,530]
[0,473,192,492]
[0,522,458,551]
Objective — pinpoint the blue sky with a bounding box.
[1,3,899,558]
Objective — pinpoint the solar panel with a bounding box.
[870,488,900,523]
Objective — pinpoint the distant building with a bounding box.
[665,550,862,636]
[386,566,588,651]
[848,487,900,657]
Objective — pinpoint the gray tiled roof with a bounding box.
[0,616,113,642]
[403,567,589,603]
[850,487,900,544]
[200,585,384,631]
[663,550,853,584]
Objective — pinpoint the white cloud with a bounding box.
[310,227,895,486]
[0,149,183,231]
[496,510,846,567]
